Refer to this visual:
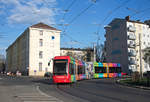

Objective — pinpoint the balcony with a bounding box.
[129,65,136,71]
[129,58,136,65]
[128,41,136,48]
[128,34,136,40]
[128,51,136,56]
[128,26,136,32]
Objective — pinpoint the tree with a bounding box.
[143,47,150,68]
[96,44,105,62]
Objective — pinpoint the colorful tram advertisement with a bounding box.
[93,62,125,78]
[53,56,87,83]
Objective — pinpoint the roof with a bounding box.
[113,18,145,25]
[30,22,61,31]
[60,48,93,51]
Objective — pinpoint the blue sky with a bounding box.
[0,0,150,56]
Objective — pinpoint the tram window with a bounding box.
[103,68,106,73]
[109,67,116,73]
[78,65,83,74]
[116,67,122,73]
[69,63,75,74]
[78,65,80,74]
[95,67,106,73]
[81,65,85,74]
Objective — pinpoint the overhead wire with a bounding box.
[61,0,77,36]
[95,0,130,36]
[62,0,99,47]
[130,7,150,18]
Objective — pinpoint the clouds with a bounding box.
[0,0,58,25]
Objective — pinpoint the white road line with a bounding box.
[36,85,63,102]
[36,86,52,97]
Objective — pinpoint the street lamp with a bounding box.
[136,33,143,80]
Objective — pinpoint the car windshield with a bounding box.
[53,60,68,75]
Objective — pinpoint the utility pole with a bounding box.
[139,33,143,80]
[93,43,96,62]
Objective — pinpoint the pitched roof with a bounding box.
[30,22,60,31]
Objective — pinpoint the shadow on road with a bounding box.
[32,78,55,85]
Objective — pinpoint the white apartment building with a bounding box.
[105,16,150,74]
[6,23,61,76]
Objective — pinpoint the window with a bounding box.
[95,67,106,73]
[39,51,43,59]
[45,67,48,72]
[148,35,149,37]
[143,42,146,45]
[53,60,68,75]
[69,63,75,74]
[39,39,43,46]
[138,25,141,30]
[39,30,43,35]
[39,62,42,72]
[109,67,116,73]
[78,65,85,74]
[111,50,121,55]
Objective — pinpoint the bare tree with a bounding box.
[96,43,105,62]
[143,47,150,67]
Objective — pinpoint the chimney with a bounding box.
[125,16,130,21]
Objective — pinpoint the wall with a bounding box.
[29,28,60,76]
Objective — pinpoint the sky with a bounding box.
[0,0,150,56]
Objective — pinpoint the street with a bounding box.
[0,75,150,102]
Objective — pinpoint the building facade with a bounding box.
[105,16,150,74]
[60,48,94,62]
[0,54,5,73]
[6,23,61,76]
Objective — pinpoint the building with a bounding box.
[6,23,61,76]
[0,54,5,73]
[60,48,94,62]
[104,16,150,74]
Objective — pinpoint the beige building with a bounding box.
[60,48,94,62]
[6,23,61,76]
[105,16,150,74]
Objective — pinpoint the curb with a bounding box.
[36,85,63,102]
[116,79,150,90]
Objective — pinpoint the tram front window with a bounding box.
[53,60,68,75]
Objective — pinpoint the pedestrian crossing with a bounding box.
[15,94,61,102]
[13,85,63,102]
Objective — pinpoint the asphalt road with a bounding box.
[1,75,150,102]
[39,78,150,102]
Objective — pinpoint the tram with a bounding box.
[53,56,126,83]
[93,62,125,78]
[52,56,87,83]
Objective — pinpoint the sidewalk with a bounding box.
[116,78,150,90]
[0,83,63,102]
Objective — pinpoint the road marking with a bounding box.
[36,86,51,97]
[14,85,63,102]
[0,78,2,80]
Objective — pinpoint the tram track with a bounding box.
[55,81,128,102]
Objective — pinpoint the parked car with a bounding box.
[44,72,52,78]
